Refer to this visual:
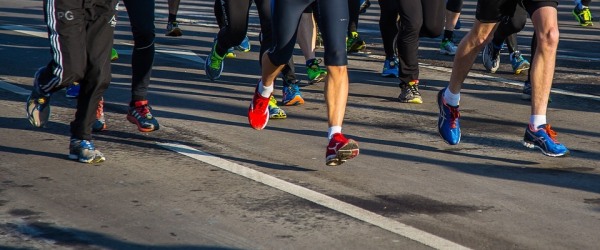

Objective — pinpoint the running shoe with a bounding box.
[26,68,51,128]
[248,87,270,130]
[398,80,423,104]
[282,79,304,106]
[346,31,366,53]
[166,21,183,36]
[111,48,119,61]
[92,97,107,132]
[510,51,530,75]
[127,100,160,132]
[65,82,80,99]
[306,58,327,84]
[573,6,593,26]
[325,133,359,166]
[205,41,225,81]
[437,88,461,145]
[359,0,371,14]
[482,42,500,73]
[523,124,570,157]
[269,96,287,119]
[225,47,236,59]
[439,39,457,56]
[69,138,106,163]
[236,35,251,52]
[381,57,399,78]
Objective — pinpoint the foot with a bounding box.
[69,139,106,163]
[523,124,570,157]
[306,59,327,84]
[510,51,530,75]
[440,39,457,56]
[437,88,461,145]
[381,57,399,78]
[482,42,500,73]
[268,96,287,119]
[166,21,183,36]
[236,36,251,52]
[248,88,270,130]
[26,68,52,127]
[205,40,225,81]
[282,79,304,106]
[398,80,423,104]
[127,100,160,132]
[326,133,359,166]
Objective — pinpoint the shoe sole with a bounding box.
[283,96,305,106]
[513,63,530,75]
[127,115,158,133]
[522,140,570,157]
[309,73,327,84]
[326,140,359,166]
[166,28,182,37]
[399,98,423,104]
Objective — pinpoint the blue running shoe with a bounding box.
[236,36,251,52]
[282,79,304,106]
[523,124,569,157]
[26,67,52,128]
[69,138,106,163]
[510,51,530,75]
[205,40,224,81]
[437,88,461,145]
[65,82,80,99]
[381,57,399,77]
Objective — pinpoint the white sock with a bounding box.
[258,80,273,98]
[444,88,460,107]
[530,115,547,129]
[328,126,342,140]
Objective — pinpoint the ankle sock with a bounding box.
[258,80,273,98]
[530,115,547,129]
[328,126,342,140]
[444,88,460,107]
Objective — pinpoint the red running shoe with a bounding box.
[326,133,359,166]
[248,89,270,130]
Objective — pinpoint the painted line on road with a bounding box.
[158,142,471,250]
[0,80,30,96]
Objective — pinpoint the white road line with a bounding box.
[158,142,471,250]
[0,80,30,96]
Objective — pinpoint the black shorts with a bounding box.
[476,0,558,23]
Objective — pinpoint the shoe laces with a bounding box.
[133,101,152,118]
[210,46,224,70]
[405,81,420,95]
[448,106,460,128]
[309,58,322,68]
[542,124,559,142]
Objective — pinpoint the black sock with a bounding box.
[443,30,454,41]
[168,14,177,23]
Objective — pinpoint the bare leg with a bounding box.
[325,66,348,127]
[448,20,497,94]
[297,13,317,61]
[444,10,460,31]
[529,7,559,116]
[261,53,285,87]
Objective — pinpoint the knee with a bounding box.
[537,27,559,51]
[133,30,155,49]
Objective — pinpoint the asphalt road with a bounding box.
[1,0,599,249]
